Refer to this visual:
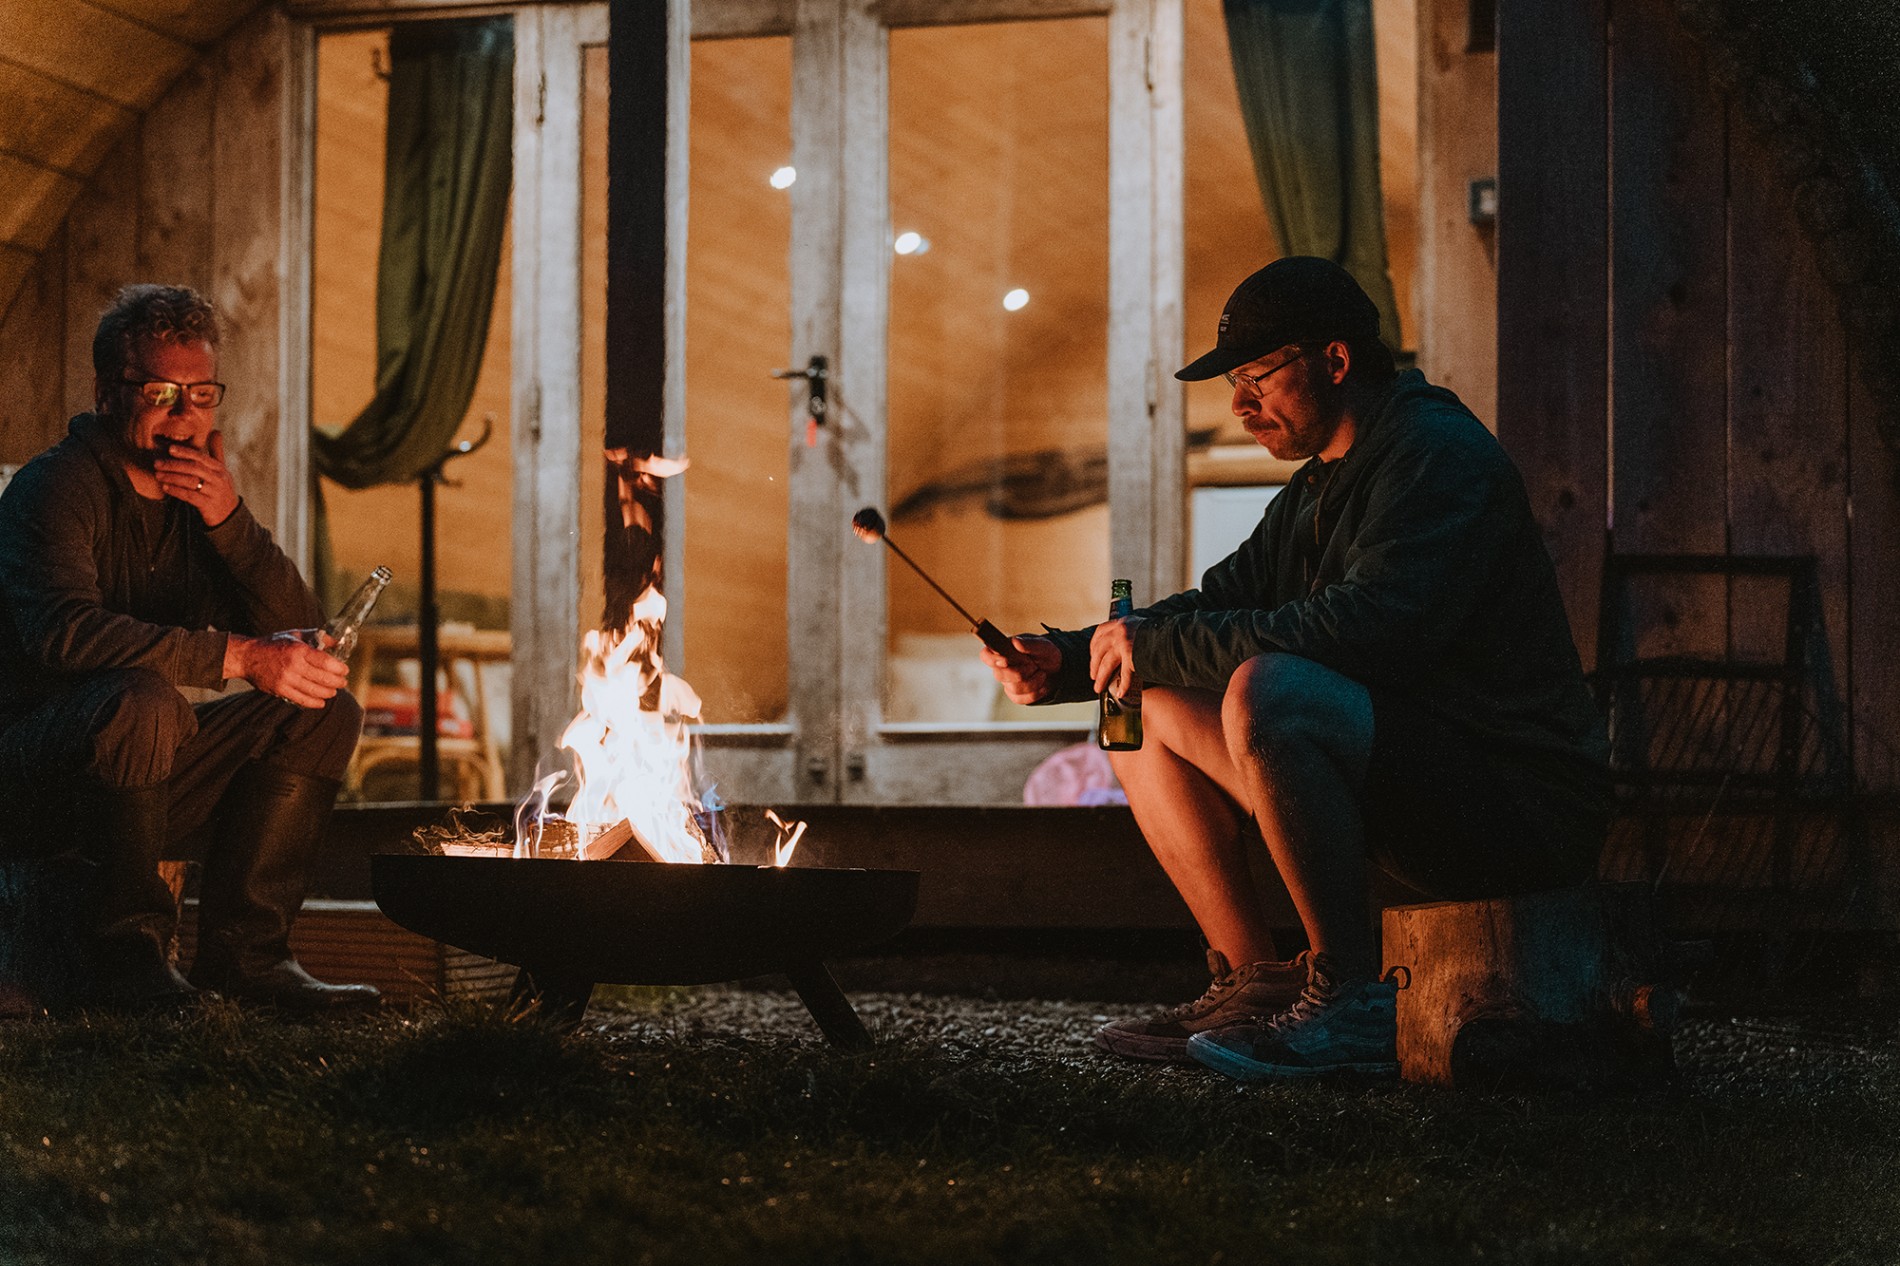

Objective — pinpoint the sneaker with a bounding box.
[1093,948,1308,1063]
[1187,954,1401,1080]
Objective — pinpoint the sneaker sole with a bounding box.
[1092,1030,1195,1064]
[1187,1035,1398,1081]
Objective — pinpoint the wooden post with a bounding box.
[0,858,189,1017]
[1382,883,1679,1089]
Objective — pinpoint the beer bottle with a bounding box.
[1097,577,1143,751]
[318,566,393,660]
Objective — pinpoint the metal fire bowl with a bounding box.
[370,854,920,986]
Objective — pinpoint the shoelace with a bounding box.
[1261,979,1340,1035]
[1155,968,1242,1021]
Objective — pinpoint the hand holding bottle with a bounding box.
[225,630,351,708]
[1089,612,1144,700]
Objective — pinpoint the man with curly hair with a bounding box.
[0,284,379,1013]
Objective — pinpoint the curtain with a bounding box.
[1222,0,1402,350]
[311,18,513,605]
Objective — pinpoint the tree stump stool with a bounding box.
[0,857,190,1018]
[1381,883,1680,1089]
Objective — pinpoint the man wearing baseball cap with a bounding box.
[984,257,1608,1079]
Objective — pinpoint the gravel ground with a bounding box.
[588,985,1900,1096]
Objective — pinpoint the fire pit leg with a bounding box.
[785,962,872,1049]
[507,967,595,1031]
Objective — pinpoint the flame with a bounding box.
[556,587,714,864]
[514,769,569,859]
[765,808,807,868]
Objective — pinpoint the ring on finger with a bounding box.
[195,476,204,491]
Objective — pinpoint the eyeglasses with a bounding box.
[121,378,226,409]
[1223,347,1310,394]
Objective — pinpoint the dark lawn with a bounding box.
[0,989,1895,1266]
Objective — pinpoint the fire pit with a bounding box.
[371,853,918,1047]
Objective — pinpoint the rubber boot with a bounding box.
[190,764,379,1011]
[80,782,205,1013]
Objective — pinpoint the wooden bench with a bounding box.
[1382,883,1683,1089]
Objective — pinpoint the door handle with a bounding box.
[772,355,828,444]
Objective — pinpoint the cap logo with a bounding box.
[1217,312,1231,338]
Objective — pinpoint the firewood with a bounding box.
[1381,883,1680,1090]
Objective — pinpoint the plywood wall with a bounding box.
[1499,0,1900,906]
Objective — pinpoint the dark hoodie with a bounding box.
[0,413,322,715]
[1044,370,1608,813]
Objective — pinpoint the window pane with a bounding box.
[1181,0,1418,586]
[886,18,1107,725]
[313,27,515,803]
[678,35,793,724]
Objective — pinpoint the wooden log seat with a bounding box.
[0,857,189,1018]
[1382,883,1682,1089]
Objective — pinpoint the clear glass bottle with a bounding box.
[1097,577,1142,752]
[317,565,392,660]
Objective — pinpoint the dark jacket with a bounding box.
[0,413,323,715]
[1045,371,1608,783]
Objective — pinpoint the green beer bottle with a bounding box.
[1097,578,1143,751]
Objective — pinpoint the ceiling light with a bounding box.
[893,231,929,256]
[770,166,796,190]
[1003,288,1029,311]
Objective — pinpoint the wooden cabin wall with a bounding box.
[1499,0,1900,919]
[0,9,294,541]
[1415,0,1494,425]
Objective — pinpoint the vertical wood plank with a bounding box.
[1415,0,1496,425]
[278,21,319,572]
[210,8,290,538]
[777,0,846,803]
[1726,104,1849,685]
[1146,0,1185,603]
[512,7,585,791]
[0,236,69,463]
[1106,0,1162,602]
[829,0,878,801]
[63,132,141,416]
[659,0,691,673]
[1608,0,1728,659]
[137,58,216,290]
[1847,353,1900,784]
[1496,0,1609,667]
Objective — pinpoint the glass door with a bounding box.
[833,0,1185,804]
[534,0,1184,808]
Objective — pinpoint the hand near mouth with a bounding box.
[155,430,239,528]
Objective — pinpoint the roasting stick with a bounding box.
[851,507,1019,658]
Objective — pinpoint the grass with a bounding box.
[0,991,1896,1266]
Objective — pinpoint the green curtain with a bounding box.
[1222,0,1402,350]
[311,18,513,605]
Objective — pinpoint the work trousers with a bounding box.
[0,668,362,859]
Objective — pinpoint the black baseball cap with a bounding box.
[1175,256,1383,382]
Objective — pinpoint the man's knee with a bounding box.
[87,669,196,787]
[1221,653,1373,761]
[286,688,363,782]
